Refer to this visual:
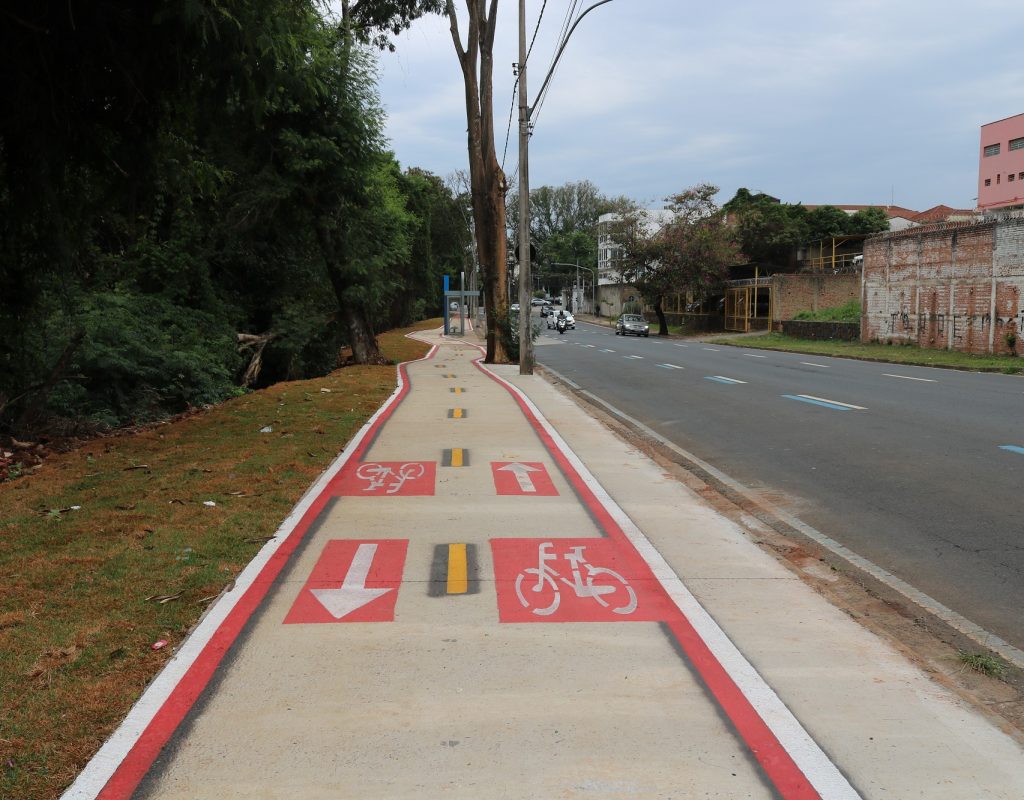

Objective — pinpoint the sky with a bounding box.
[372,0,1024,213]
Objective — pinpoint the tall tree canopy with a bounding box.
[723,189,890,266]
[0,1,468,436]
[615,185,739,335]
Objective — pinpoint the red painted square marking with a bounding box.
[329,461,436,496]
[491,462,558,496]
[490,538,674,623]
[284,539,408,624]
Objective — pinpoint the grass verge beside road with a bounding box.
[715,332,1024,373]
[0,321,435,800]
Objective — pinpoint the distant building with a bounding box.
[804,204,978,231]
[977,112,1024,211]
[596,209,675,285]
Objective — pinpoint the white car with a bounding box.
[546,311,575,329]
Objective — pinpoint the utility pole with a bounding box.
[516,0,533,375]
[516,0,616,374]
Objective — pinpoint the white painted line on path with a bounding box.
[883,373,936,382]
[800,362,829,368]
[744,353,768,358]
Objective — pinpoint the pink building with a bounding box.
[978,112,1024,211]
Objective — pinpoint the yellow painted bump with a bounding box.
[447,543,468,594]
[448,408,464,419]
[451,447,463,467]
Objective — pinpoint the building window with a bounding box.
[1011,174,1017,182]
[1010,137,1024,152]
[984,143,1001,156]
[1019,172,1024,180]
[997,174,1001,184]
[985,178,992,186]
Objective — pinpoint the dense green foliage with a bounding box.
[0,2,467,435]
[723,189,889,266]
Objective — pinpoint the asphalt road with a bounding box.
[534,313,1024,652]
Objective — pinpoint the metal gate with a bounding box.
[724,279,773,332]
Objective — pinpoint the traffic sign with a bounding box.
[284,539,408,624]
[491,462,558,496]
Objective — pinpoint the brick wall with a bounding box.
[771,274,860,326]
[861,216,1024,355]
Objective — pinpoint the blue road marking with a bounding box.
[999,445,1024,455]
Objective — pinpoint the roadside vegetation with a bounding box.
[0,323,434,800]
[717,332,1024,373]
[793,300,861,323]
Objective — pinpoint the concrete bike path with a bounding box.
[63,330,1024,799]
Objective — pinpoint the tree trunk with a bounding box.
[446,0,509,364]
[316,221,387,365]
[653,295,669,336]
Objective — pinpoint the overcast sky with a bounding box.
[374,0,1024,212]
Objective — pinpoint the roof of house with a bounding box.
[911,204,977,223]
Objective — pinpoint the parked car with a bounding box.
[540,304,552,317]
[615,313,649,337]
[530,297,546,306]
[510,303,520,313]
[546,311,575,329]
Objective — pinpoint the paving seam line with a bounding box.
[61,341,439,800]
[540,363,1024,673]
[475,356,861,800]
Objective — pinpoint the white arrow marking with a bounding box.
[310,543,391,619]
[497,462,540,493]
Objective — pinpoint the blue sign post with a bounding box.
[443,274,450,335]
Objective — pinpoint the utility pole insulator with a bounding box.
[512,62,519,76]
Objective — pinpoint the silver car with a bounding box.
[615,313,649,337]
[547,311,575,329]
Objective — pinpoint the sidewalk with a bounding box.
[65,327,1024,799]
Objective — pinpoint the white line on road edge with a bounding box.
[61,344,436,800]
[542,364,1024,673]
[497,364,862,799]
[882,374,936,382]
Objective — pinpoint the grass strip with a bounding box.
[0,320,437,800]
[714,333,1024,373]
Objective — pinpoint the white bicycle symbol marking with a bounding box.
[514,541,637,617]
[354,462,425,494]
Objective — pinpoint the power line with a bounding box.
[503,0,552,170]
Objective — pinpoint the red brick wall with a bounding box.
[861,216,1024,355]
[771,274,860,327]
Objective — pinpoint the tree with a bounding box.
[445,0,510,363]
[617,185,739,336]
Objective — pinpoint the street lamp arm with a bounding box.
[529,0,616,116]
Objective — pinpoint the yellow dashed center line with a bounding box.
[447,543,468,594]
